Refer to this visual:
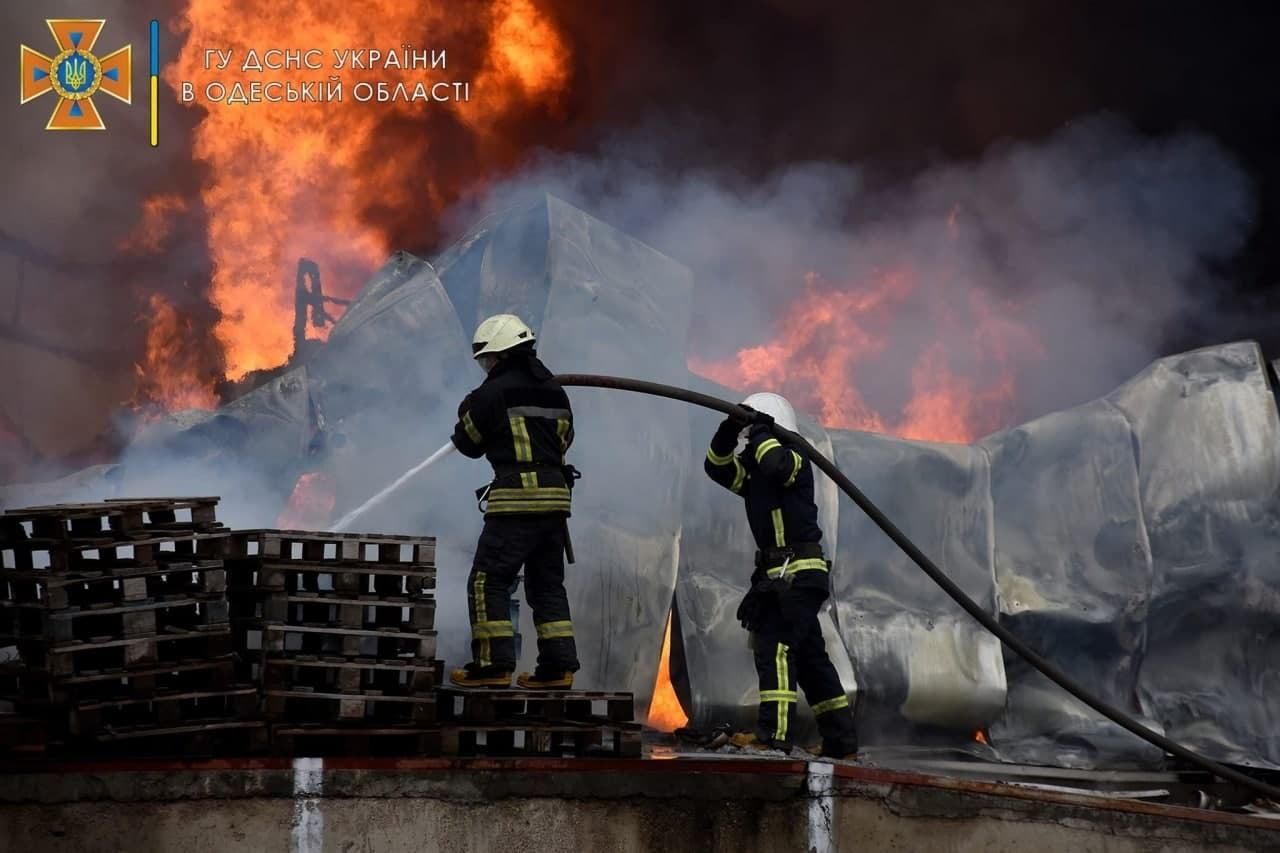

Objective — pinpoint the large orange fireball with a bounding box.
[691,271,1043,443]
[146,0,570,401]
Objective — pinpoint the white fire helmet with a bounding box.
[472,314,536,358]
[741,392,798,432]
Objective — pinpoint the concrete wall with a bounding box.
[0,760,1273,853]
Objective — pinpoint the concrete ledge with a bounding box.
[0,757,1276,852]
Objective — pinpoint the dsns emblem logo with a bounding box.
[20,19,132,130]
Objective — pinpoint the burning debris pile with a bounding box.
[4,195,1279,771]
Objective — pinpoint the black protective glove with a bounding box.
[747,422,776,443]
[736,586,765,632]
[737,578,786,632]
[713,415,743,442]
[738,404,774,427]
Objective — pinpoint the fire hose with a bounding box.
[553,373,1280,803]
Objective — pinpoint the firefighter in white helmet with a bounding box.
[449,314,580,690]
[703,392,859,758]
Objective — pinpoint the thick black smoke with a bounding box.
[531,0,1280,296]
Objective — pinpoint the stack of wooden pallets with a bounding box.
[0,501,645,760]
[0,498,264,756]
[436,687,642,758]
[228,529,444,756]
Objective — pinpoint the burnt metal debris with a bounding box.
[292,257,350,360]
[5,196,1278,774]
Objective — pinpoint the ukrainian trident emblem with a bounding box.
[20,19,132,130]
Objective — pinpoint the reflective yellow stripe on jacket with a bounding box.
[706,447,748,494]
[485,486,572,514]
[765,558,829,579]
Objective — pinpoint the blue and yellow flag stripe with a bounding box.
[149,19,158,146]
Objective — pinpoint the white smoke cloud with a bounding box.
[451,114,1254,431]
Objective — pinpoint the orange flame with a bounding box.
[690,271,1042,443]
[463,0,569,125]
[277,471,338,529]
[151,0,570,398]
[647,610,689,731]
[131,294,221,415]
[121,194,190,255]
[974,729,989,745]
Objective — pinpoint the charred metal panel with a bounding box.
[310,253,473,521]
[532,196,694,709]
[314,251,472,430]
[112,366,317,528]
[1110,342,1280,769]
[827,432,1006,741]
[983,400,1163,768]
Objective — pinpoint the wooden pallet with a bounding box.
[47,657,238,705]
[439,689,636,724]
[270,723,440,757]
[227,530,435,567]
[69,686,259,736]
[1,497,223,540]
[265,656,444,694]
[0,531,230,574]
[262,623,436,660]
[86,719,269,756]
[264,688,437,724]
[0,663,50,706]
[4,595,228,644]
[1,561,226,609]
[257,561,436,598]
[19,626,234,677]
[263,593,435,633]
[436,721,643,758]
[268,720,642,759]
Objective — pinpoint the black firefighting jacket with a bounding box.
[451,353,575,517]
[704,419,829,585]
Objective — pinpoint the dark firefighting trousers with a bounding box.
[467,514,579,674]
[749,576,858,753]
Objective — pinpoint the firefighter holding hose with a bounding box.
[704,393,859,758]
[448,314,581,690]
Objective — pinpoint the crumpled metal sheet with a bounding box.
[310,253,474,521]
[106,366,318,528]
[1109,342,1280,769]
[982,400,1164,769]
[533,196,693,707]
[129,366,315,463]
[315,251,472,430]
[826,431,1007,741]
[674,373,858,738]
